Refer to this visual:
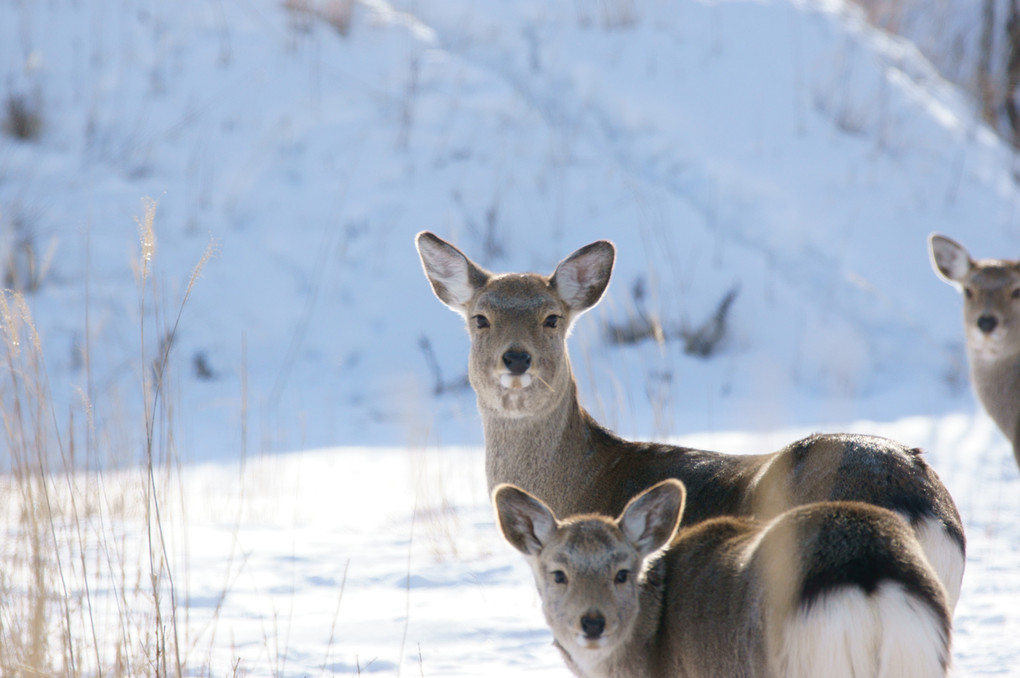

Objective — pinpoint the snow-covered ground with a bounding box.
[2,0,1020,675]
[6,413,1014,676]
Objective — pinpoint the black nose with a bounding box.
[580,613,605,639]
[977,315,998,334]
[502,350,531,375]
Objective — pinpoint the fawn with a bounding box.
[494,480,951,678]
[930,233,1020,472]
[417,231,964,607]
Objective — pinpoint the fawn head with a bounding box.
[930,234,1020,361]
[494,479,685,660]
[416,232,614,417]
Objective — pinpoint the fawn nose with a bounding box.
[977,315,998,334]
[580,612,606,639]
[502,350,531,375]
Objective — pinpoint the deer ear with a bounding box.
[551,241,615,314]
[417,232,490,315]
[618,480,685,558]
[493,484,559,556]
[929,234,973,284]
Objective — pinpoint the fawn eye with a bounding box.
[1012,288,1020,300]
[473,315,490,329]
[615,569,630,585]
[964,287,974,299]
[543,315,561,329]
[552,570,568,585]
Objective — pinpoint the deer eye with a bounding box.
[614,569,630,585]
[552,570,568,585]
[473,315,490,329]
[543,315,561,329]
[964,287,974,299]
[1012,289,1020,300]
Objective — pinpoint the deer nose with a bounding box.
[977,315,998,334]
[580,613,606,639]
[502,350,531,375]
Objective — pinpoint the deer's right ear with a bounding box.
[416,232,490,315]
[493,484,558,556]
[929,234,973,284]
[551,240,615,314]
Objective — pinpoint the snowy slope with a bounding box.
[3,0,1020,459]
[2,0,1020,675]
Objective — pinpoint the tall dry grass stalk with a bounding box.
[0,198,215,676]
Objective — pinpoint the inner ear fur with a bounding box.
[416,231,491,313]
[551,240,615,313]
[928,234,973,284]
[493,484,559,556]
[617,479,686,558]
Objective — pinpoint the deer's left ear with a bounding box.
[551,240,615,314]
[618,480,685,558]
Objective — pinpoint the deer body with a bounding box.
[494,480,951,678]
[930,233,1020,471]
[417,232,965,607]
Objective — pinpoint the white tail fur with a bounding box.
[778,583,949,678]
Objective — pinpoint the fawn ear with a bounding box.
[493,484,558,556]
[417,232,490,315]
[551,240,615,314]
[618,480,685,558]
[929,234,973,285]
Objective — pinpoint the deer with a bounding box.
[416,231,965,608]
[929,233,1020,473]
[494,479,951,678]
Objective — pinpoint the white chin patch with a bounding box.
[500,373,532,389]
[969,335,1005,360]
[576,634,607,651]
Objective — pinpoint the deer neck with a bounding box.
[479,372,597,500]
[969,350,1020,446]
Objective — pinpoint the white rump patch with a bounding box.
[778,582,948,678]
[913,516,964,611]
[500,373,532,389]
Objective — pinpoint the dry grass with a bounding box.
[604,279,738,359]
[0,199,215,677]
[1,205,58,293]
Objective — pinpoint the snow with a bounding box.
[2,0,1020,675]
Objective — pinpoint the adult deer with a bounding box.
[929,233,1020,472]
[417,232,964,607]
[494,480,951,678]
